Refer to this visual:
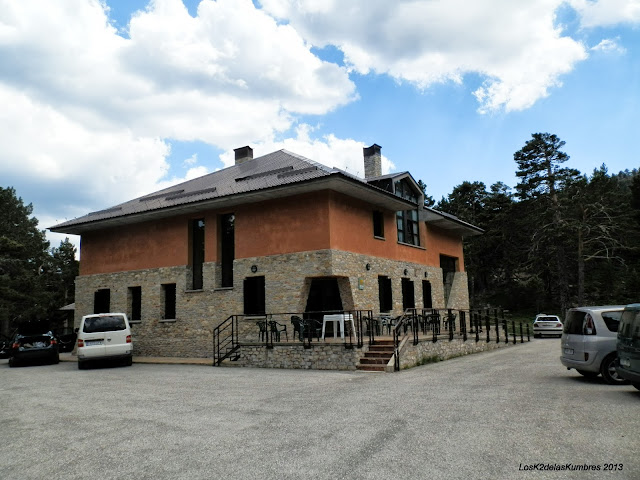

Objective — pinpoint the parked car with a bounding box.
[560,306,627,385]
[0,334,12,359]
[76,313,132,369]
[8,321,59,367]
[533,314,563,338]
[616,303,640,391]
[53,327,77,353]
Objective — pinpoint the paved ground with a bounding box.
[1,339,638,480]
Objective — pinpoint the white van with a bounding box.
[76,313,132,369]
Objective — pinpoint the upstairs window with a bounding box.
[191,218,205,290]
[394,179,420,246]
[373,210,384,238]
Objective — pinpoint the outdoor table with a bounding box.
[322,314,355,340]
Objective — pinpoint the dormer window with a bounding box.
[394,179,420,246]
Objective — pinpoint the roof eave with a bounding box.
[420,207,484,237]
[49,173,416,235]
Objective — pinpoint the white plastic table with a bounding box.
[322,314,355,339]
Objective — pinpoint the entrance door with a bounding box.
[422,280,432,309]
[401,278,415,311]
[305,278,343,336]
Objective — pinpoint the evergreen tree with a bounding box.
[0,187,51,334]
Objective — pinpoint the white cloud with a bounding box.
[183,153,198,166]
[260,0,588,113]
[569,0,640,28]
[591,37,627,54]
[219,124,395,177]
[0,0,356,239]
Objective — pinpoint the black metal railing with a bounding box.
[213,307,530,370]
[389,308,531,371]
[213,315,240,366]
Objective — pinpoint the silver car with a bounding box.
[560,306,627,385]
[533,314,563,337]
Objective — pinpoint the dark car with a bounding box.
[0,334,12,359]
[8,321,60,367]
[53,327,77,353]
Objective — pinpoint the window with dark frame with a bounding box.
[243,276,265,315]
[94,288,110,314]
[220,213,235,288]
[394,179,420,246]
[373,210,384,238]
[162,283,176,320]
[378,276,392,313]
[191,218,205,290]
[129,286,142,321]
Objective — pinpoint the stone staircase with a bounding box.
[356,340,395,372]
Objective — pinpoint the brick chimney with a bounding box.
[363,144,382,178]
[234,146,253,165]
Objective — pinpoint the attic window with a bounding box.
[235,166,294,182]
[165,187,217,201]
[139,190,185,202]
[277,166,317,178]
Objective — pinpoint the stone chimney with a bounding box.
[363,144,382,178]
[234,146,253,165]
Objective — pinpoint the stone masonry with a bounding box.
[74,249,471,358]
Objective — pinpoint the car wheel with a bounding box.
[576,369,599,378]
[9,357,18,368]
[632,382,640,391]
[52,355,60,365]
[78,360,87,370]
[600,355,629,385]
[125,356,133,367]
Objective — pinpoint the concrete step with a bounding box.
[356,364,386,372]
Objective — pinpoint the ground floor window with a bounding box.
[94,288,110,314]
[378,276,392,313]
[244,276,265,315]
[128,286,142,321]
[402,278,415,310]
[162,283,176,320]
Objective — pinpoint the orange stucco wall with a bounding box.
[234,192,331,258]
[425,226,466,271]
[79,190,465,275]
[326,192,464,270]
[79,217,189,275]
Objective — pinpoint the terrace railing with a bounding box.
[213,308,530,369]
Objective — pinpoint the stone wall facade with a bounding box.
[74,248,472,358]
[398,336,518,370]
[237,344,364,370]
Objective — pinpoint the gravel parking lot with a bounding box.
[1,339,638,480]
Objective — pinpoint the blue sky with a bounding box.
[1,0,639,251]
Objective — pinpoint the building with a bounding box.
[50,145,482,358]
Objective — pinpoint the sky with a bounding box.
[1,0,639,252]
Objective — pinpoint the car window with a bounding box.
[83,315,126,333]
[537,316,559,322]
[563,310,586,334]
[619,309,640,340]
[601,311,622,332]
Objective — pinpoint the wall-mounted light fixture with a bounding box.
[251,265,258,273]
[365,263,371,271]
[403,268,408,276]
[424,272,428,278]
